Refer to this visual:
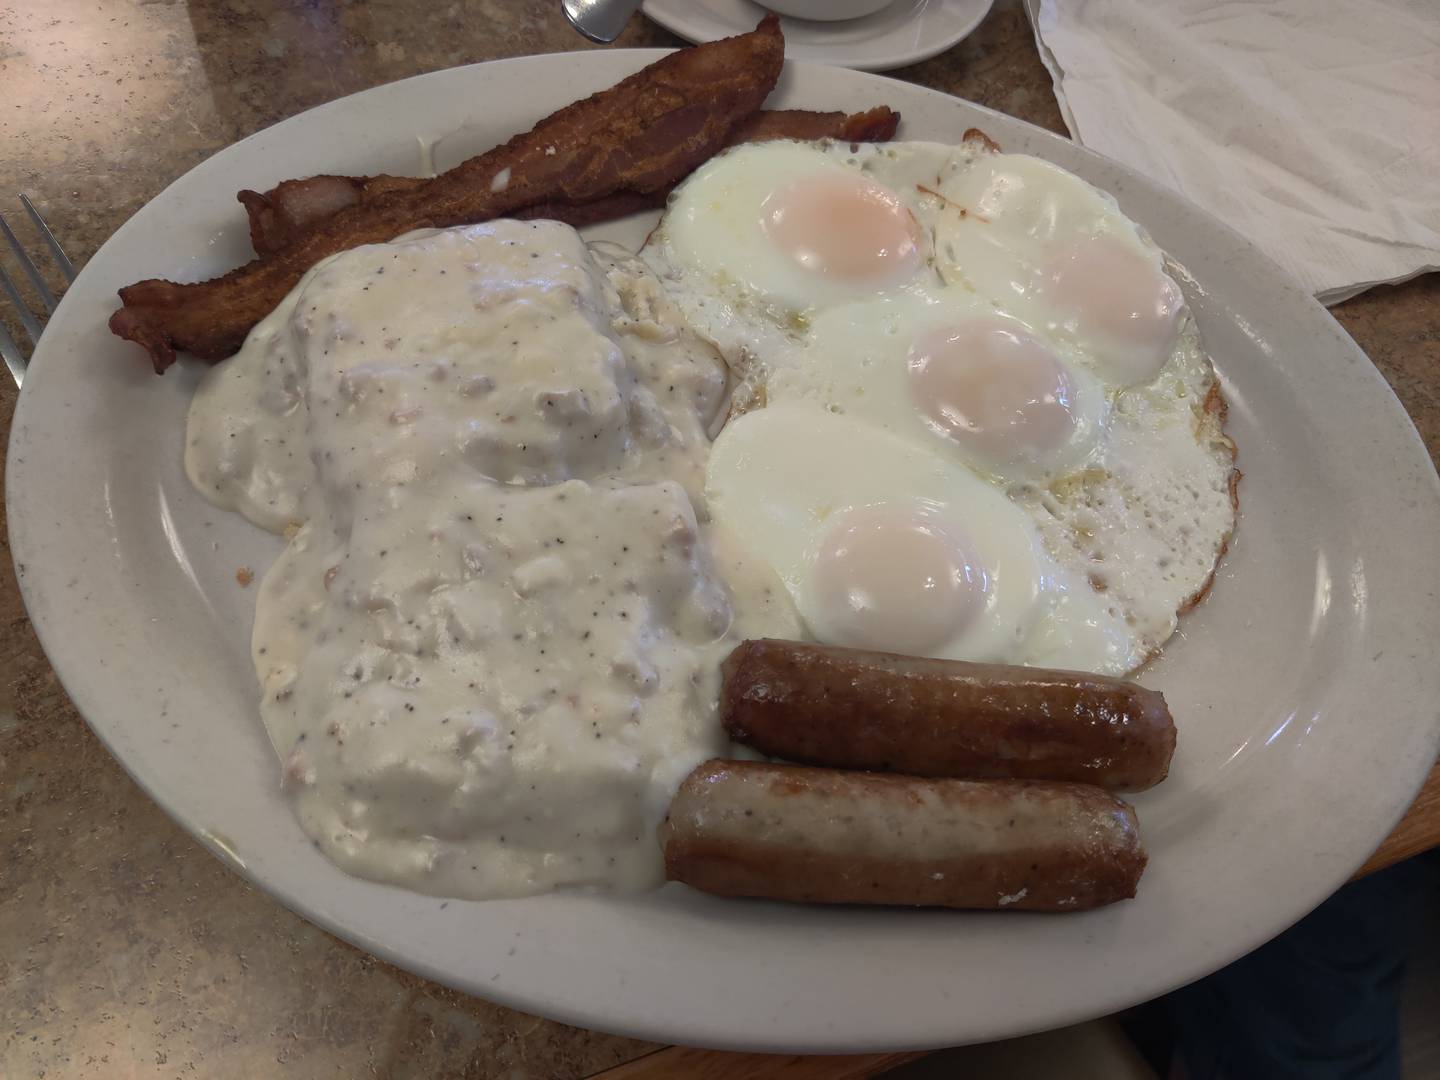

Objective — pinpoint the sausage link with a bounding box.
[662,760,1146,911]
[721,639,1176,792]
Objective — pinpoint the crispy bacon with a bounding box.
[726,105,899,146]
[239,175,423,256]
[239,107,901,256]
[111,16,785,372]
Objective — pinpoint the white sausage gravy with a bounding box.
[185,220,797,899]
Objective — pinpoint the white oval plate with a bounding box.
[642,0,994,72]
[9,53,1440,1053]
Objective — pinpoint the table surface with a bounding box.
[2,1,1436,1076]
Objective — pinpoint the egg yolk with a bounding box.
[806,502,984,656]
[907,320,1077,467]
[1044,236,1183,385]
[760,173,921,283]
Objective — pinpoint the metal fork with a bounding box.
[0,195,78,387]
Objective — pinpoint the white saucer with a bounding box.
[641,0,995,72]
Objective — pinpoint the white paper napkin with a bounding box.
[1024,0,1440,304]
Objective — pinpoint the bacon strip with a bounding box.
[111,16,785,373]
[239,107,901,256]
[726,105,900,145]
[239,175,422,257]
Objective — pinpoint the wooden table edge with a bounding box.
[1354,756,1440,878]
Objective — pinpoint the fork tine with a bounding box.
[21,194,77,284]
[0,319,24,387]
[0,316,24,388]
[0,210,59,315]
[0,258,44,345]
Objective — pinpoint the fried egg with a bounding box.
[793,297,1110,483]
[932,152,1185,387]
[645,138,1236,674]
[705,403,1132,672]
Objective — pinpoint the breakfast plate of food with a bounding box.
[9,19,1440,1052]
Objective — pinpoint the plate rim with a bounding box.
[9,49,1440,1052]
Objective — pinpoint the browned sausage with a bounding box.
[721,639,1176,792]
[662,760,1146,911]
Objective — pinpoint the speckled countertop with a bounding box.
[1,2,1436,1077]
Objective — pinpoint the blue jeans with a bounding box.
[1155,852,1439,1080]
